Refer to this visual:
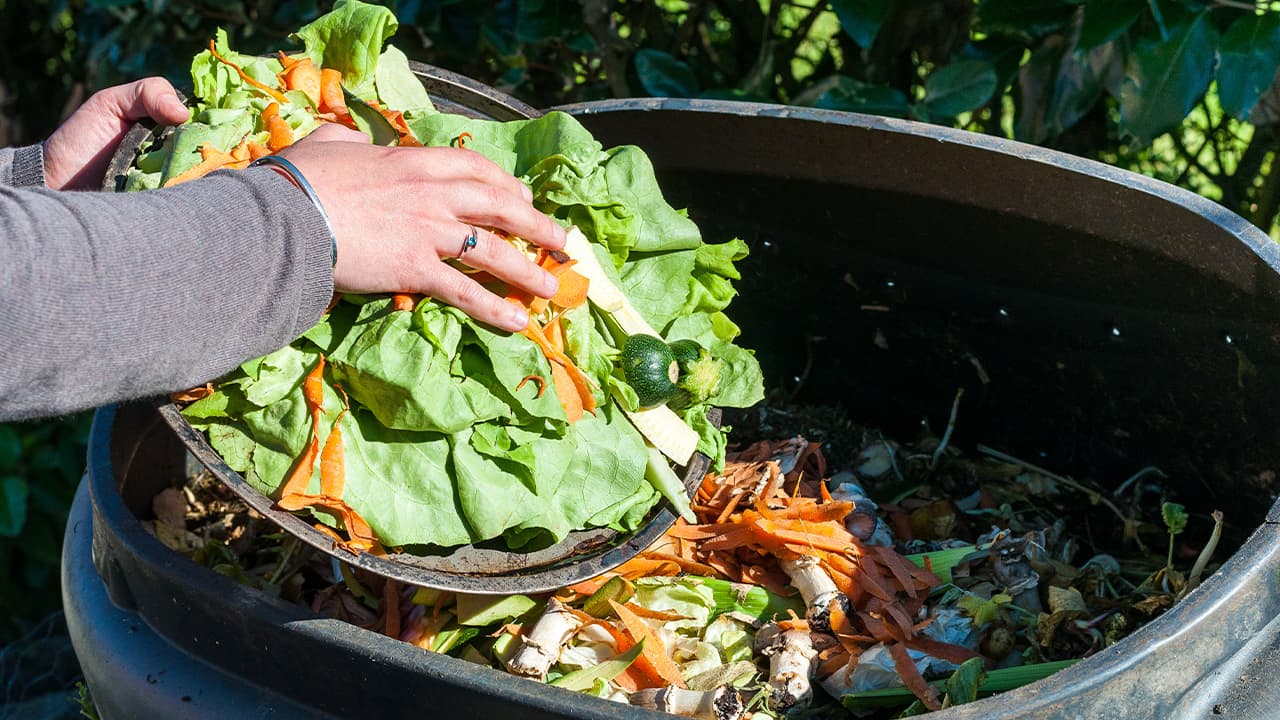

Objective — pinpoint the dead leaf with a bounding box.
[152,487,187,527]
[170,384,214,402]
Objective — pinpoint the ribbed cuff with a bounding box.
[11,144,45,187]
[245,167,336,338]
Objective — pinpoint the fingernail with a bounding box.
[521,184,533,202]
[506,306,530,331]
[165,96,189,118]
[556,224,568,243]
[542,272,559,297]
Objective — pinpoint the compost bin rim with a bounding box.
[556,97,1280,288]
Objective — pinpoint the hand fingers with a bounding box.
[104,77,190,126]
[450,225,558,299]
[405,149,566,250]
[440,178,567,251]
[303,122,370,144]
[413,262,531,332]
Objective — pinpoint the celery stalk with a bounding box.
[645,444,695,522]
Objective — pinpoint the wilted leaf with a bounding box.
[634,49,699,98]
[1217,12,1280,119]
[343,88,400,146]
[685,660,759,692]
[923,60,999,118]
[942,657,988,707]
[0,475,28,537]
[1077,0,1145,51]
[152,487,188,527]
[1118,12,1217,144]
[831,0,891,48]
[1047,585,1086,614]
[957,592,1012,626]
[976,0,1081,41]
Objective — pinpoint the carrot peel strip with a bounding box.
[516,374,548,398]
[889,642,941,711]
[208,39,288,104]
[610,600,686,688]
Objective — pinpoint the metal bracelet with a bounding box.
[250,155,337,268]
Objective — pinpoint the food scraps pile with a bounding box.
[152,414,1226,718]
[136,0,764,554]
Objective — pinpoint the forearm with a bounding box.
[0,145,46,187]
[0,168,334,420]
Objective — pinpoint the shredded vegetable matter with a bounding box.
[146,0,763,553]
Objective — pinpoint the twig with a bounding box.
[1182,510,1225,597]
[1112,466,1168,497]
[964,353,991,385]
[884,439,905,484]
[930,388,965,472]
[267,537,301,586]
[1212,0,1266,10]
[976,443,1148,551]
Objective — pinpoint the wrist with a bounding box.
[250,155,337,268]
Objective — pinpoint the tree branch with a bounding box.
[583,0,632,97]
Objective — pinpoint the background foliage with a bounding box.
[3,0,1280,643]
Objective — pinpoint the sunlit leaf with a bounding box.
[634,49,699,98]
[831,0,890,48]
[923,60,999,118]
[1078,0,1145,51]
[1118,12,1217,144]
[1217,12,1280,119]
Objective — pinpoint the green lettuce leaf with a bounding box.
[292,0,398,100]
[375,46,434,113]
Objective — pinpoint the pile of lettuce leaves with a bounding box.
[127,0,763,551]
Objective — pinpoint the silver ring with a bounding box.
[459,227,479,257]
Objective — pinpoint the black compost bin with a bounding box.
[64,87,1280,719]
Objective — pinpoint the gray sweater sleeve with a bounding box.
[0,145,47,188]
[0,158,334,421]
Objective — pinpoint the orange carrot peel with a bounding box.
[275,354,382,555]
[208,39,288,104]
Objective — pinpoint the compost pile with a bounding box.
[148,405,1227,718]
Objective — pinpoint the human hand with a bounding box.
[43,77,190,191]
[279,124,568,332]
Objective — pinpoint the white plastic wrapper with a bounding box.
[820,607,978,698]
